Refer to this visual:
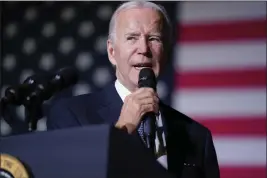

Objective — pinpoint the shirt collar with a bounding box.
[115,79,132,103]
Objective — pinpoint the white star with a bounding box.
[78,21,95,38]
[5,23,17,38]
[3,54,16,71]
[93,67,112,87]
[39,53,55,71]
[94,35,108,54]
[42,22,56,37]
[25,7,37,21]
[61,7,75,22]
[97,5,113,21]
[22,38,36,55]
[58,37,75,54]
[76,52,93,71]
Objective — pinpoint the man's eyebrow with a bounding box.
[124,32,162,36]
[124,32,141,36]
[149,33,162,36]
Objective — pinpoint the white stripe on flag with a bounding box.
[172,88,266,117]
[214,136,266,166]
[178,1,266,23]
[175,41,266,72]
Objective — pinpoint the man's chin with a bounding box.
[128,79,139,91]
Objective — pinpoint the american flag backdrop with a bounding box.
[174,2,266,178]
[0,1,266,178]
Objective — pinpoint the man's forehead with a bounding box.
[116,8,164,31]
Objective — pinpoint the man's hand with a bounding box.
[115,88,159,134]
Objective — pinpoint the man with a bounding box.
[47,2,220,178]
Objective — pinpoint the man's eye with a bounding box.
[149,37,161,42]
[127,36,136,40]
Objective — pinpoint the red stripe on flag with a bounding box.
[175,68,266,89]
[220,166,266,178]
[177,19,267,43]
[196,117,266,136]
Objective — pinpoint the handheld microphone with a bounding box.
[25,67,78,105]
[138,68,157,151]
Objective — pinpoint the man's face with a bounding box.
[107,8,167,92]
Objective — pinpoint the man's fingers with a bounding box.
[133,88,158,98]
[135,87,154,94]
[140,103,159,116]
[138,96,159,105]
[133,90,159,101]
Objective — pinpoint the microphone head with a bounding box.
[138,68,157,91]
[23,74,41,85]
[51,67,78,89]
[3,74,43,105]
[26,67,78,103]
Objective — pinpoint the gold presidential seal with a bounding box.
[0,154,29,178]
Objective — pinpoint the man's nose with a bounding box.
[138,38,151,57]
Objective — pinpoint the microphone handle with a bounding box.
[143,113,156,151]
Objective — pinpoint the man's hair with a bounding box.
[108,1,173,45]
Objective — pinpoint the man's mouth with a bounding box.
[133,63,153,70]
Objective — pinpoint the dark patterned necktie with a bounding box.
[137,120,146,144]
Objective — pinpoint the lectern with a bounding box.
[0,124,175,178]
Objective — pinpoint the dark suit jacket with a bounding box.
[47,83,220,178]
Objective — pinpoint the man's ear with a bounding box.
[107,39,117,66]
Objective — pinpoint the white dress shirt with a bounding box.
[114,79,168,169]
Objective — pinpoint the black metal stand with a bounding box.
[0,98,44,134]
[0,98,28,135]
[23,96,44,132]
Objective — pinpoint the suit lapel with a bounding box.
[160,103,188,177]
[96,83,144,142]
[97,83,123,125]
